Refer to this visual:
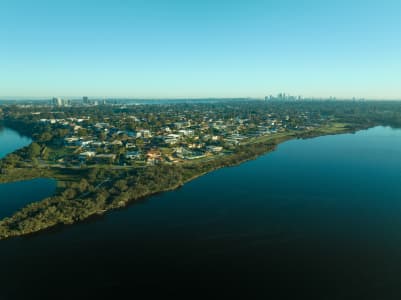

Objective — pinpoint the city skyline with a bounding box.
[0,94,377,101]
[1,0,401,99]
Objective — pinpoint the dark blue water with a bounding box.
[2,126,401,299]
[0,179,56,219]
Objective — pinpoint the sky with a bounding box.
[0,0,400,99]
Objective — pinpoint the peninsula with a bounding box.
[1,99,400,240]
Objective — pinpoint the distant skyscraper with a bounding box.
[52,97,63,107]
[83,96,89,104]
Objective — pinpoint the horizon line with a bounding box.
[1,96,401,102]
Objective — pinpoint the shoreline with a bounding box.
[0,122,363,240]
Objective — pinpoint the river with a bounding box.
[1,126,401,299]
[0,127,32,159]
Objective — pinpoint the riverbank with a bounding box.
[0,122,359,240]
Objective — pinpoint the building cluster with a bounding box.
[52,97,70,107]
[265,93,303,101]
[51,97,107,107]
[31,102,323,167]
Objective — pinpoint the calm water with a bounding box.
[0,127,32,159]
[0,127,56,219]
[2,126,401,299]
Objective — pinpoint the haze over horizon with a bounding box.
[1,0,400,99]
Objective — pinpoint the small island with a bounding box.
[0,99,399,240]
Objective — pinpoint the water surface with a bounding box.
[0,127,32,158]
[2,126,401,299]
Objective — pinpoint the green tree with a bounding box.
[78,179,89,193]
[27,143,41,159]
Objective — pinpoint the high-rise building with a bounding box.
[83,96,89,104]
[52,97,63,107]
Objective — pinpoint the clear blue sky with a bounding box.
[1,0,400,99]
